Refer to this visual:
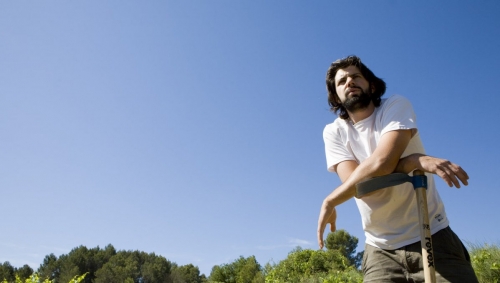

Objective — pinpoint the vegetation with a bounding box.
[265,230,363,283]
[1,272,87,283]
[0,244,205,283]
[469,243,500,283]
[209,256,264,283]
[1,231,498,283]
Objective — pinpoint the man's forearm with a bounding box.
[325,154,395,207]
[394,153,425,174]
[325,130,414,207]
[328,154,426,207]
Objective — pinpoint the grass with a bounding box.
[468,242,500,283]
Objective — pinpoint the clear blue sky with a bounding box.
[1,1,499,276]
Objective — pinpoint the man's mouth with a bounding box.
[346,87,361,95]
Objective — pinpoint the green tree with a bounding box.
[53,246,91,283]
[209,256,264,283]
[325,230,363,268]
[171,263,204,283]
[38,253,60,281]
[265,230,365,282]
[15,264,34,281]
[265,247,348,283]
[94,251,141,283]
[141,252,172,283]
[38,244,118,283]
[94,250,172,283]
[0,262,15,282]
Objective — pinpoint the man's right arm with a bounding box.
[318,152,469,249]
[317,129,412,249]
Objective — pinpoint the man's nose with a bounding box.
[346,77,355,86]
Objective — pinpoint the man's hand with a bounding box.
[412,154,469,188]
[317,200,337,249]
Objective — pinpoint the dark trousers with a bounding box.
[362,226,478,283]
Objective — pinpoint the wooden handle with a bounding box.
[413,170,436,283]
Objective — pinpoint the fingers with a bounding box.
[317,205,337,249]
[328,208,337,232]
[317,227,325,249]
[317,210,327,249]
[317,213,327,249]
[432,159,469,188]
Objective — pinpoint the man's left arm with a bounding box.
[395,153,469,188]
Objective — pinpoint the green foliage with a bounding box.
[34,244,177,283]
[15,265,34,282]
[325,230,363,268]
[265,230,364,283]
[319,269,363,283]
[209,256,264,283]
[1,272,87,283]
[469,243,500,283]
[265,247,362,283]
[38,254,60,281]
[1,232,363,283]
[94,250,172,283]
[0,262,15,282]
[0,262,36,283]
[37,245,117,283]
[8,233,500,283]
[171,263,206,283]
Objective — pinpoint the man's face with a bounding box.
[334,65,372,112]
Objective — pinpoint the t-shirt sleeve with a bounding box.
[379,95,418,137]
[323,123,357,173]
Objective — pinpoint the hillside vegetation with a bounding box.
[1,230,498,283]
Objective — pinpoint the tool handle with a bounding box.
[413,170,436,283]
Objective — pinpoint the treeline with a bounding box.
[2,234,500,283]
[1,244,206,283]
[1,230,365,283]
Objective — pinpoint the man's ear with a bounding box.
[370,84,376,94]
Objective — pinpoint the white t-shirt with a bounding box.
[323,94,449,249]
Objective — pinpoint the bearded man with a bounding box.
[317,55,478,282]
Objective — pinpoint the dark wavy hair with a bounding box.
[326,55,386,120]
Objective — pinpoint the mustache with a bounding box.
[345,86,362,95]
[347,86,361,91]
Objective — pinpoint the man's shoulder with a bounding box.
[380,94,411,107]
[323,117,350,141]
[378,94,413,113]
[324,117,348,131]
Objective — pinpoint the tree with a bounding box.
[0,262,15,282]
[38,253,60,281]
[209,256,263,283]
[94,250,172,283]
[15,264,34,281]
[265,231,365,283]
[325,229,363,268]
[37,244,119,283]
[57,246,92,283]
[171,264,204,283]
[94,251,141,283]
[265,247,350,283]
[141,252,172,283]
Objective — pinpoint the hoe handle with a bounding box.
[413,170,436,283]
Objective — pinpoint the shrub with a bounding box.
[265,247,362,283]
[469,243,500,283]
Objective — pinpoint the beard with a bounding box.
[342,88,372,113]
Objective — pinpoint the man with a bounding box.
[317,55,478,282]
